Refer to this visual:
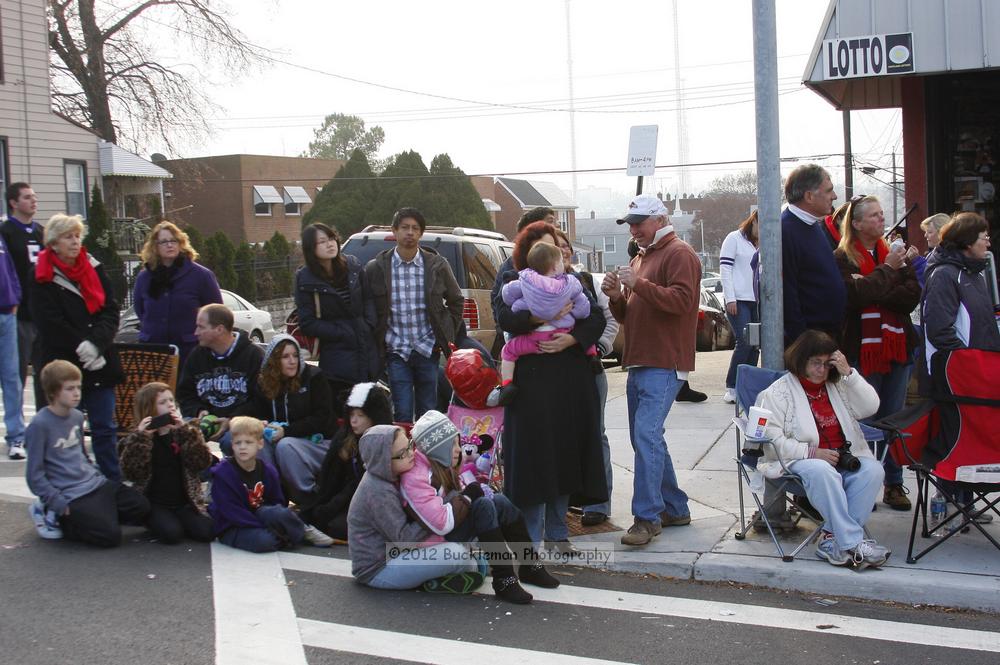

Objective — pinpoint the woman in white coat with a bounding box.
[756,330,890,570]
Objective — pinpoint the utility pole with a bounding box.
[565,0,579,199]
[672,0,689,198]
[891,151,898,226]
[843,110,853,199]
[752,0,784,370]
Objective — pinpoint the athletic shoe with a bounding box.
[29,500,63,540]
[421,570,485,594]
[723,388,737,404]
[815,532,851,566]
[850,539,889,570]
[8,442,26,460]
[882,484,911,511]
[302,524,334,547]
[620,518,662,546]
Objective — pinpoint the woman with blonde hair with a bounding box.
[833,195,921,511]
[133,220,221,364]
[32,214,124,480]
[912,213,951,288]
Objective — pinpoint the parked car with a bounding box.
[336,225,514,356]
[697,287,736,351]
[116,289,276,344]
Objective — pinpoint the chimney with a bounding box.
[590,210,595,219]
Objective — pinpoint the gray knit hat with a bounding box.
[410,410,459,467]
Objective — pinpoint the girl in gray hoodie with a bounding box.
[347,424,485,593]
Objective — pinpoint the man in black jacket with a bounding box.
[178,304,263,452]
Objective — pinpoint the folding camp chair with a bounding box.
[113,343,180,433]
[732,364,886,562]
[872,349,1000,563]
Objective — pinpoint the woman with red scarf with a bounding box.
[834,195,921,511]
[32,214,123,480]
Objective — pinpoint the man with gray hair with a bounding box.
[781,164,846,346]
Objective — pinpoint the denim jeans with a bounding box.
[627,367,689,522]
[861,361,912,486]
[583,370,612,515]
[447,494,521,543]
[218,504,305,553]
[725,300,760,389]
[519,494,570,546]
[789,456,884,550]
[0,313,25,445]
[80,386,120,481]
[367,541,477,590]
[386,351,439,424]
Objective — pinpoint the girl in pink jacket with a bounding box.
[400,410,559,604]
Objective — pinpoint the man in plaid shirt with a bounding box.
[366,208,463,423]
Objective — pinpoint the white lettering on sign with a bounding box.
[626,125,659,177]
[822,32,913,80]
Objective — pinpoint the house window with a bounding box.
[252,185,282,216]
[603,236,616,253]
[0,138,8,218]
[558,210,570,234]
[282,186,311,216]
[64,161,88,219]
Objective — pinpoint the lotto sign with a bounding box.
[822,32,913,80]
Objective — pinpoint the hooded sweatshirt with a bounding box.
[178,330,264,418]
[347,425,441,584]
[251,334,336,438]
[921,246,1000,364]
[501,268,589,329]
[398,450,464,536]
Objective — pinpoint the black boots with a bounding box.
[498,518,560,588]
[479,527,533,604]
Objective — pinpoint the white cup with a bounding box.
[746,406,773,439]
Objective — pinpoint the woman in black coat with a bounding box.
[32,214,123,480]
[295,224,378,412]
[494,221,608,550]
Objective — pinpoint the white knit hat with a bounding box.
[410,410,459,467]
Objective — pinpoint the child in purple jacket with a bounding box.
[488,242,595,406]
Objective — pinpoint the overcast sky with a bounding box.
[143,0,901,209]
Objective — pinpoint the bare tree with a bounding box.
[694,170,758,252]
[48,0,266,151]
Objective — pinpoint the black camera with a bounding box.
[836,441,862,472]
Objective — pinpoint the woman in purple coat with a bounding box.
[133,221,222,365]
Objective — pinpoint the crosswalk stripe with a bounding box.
[278,552,1000,653]
[297,618,635,665]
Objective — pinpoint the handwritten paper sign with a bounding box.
[626,125,658,177]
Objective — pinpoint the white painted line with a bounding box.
[211,543,307,665]
[298,618,635,665]
[279,552,1000,653]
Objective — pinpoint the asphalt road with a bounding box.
[2,484,998,665]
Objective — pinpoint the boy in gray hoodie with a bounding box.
[347,424,484,593]
[25,360,149,546]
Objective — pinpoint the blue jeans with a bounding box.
[80,386,120,481]
[725,301,760,388]
[386,351,439,424]
[627,367,689,522]
[861,361,912,486]
[789,456,884,550]
[218,504,305,553]
[583,370,612,515]
[447,494,521,543]
[0,313,25,445]
[520,494,570,546]
[368,542,477,590]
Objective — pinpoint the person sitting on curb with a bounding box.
[177,304,263,454]
[755,330,890,570]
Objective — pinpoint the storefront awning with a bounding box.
[803,0,1000,110]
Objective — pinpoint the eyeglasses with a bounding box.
[806,358,831,370]
[391,441,416,460]
[157,239,179,246]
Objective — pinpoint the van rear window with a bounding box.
[341,237,466,288]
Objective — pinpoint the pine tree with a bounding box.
[234,242,257,301]
[84,185,125,297]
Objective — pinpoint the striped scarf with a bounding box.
[856,238,908,375]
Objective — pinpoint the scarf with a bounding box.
[854,238,908,375]
[148,256,184,299]
[35,246,106,314]
[823,215,842,245]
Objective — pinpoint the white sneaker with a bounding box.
[303,524,334,547]
[8,442,26,460]
[29,500,63,540]
[851,539,889,570]
[722,389,737,404]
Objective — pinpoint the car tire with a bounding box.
[250,330,264,343]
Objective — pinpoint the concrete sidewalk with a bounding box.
[2,352,998,612]
[579,351,1000,614]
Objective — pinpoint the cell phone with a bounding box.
[149,413,174,429]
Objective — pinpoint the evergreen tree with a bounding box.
[427,154,491,229]
[182,224,206,262]
[234,242,257,301]
[301,149,377,236]
[203,232,237,290]
[262,231,292,298]
[84,185,125,296]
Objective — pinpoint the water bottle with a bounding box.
[929,492,947,536]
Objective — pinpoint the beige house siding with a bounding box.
[0,0,100,221]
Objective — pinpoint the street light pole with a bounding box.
[752,0,784,369]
